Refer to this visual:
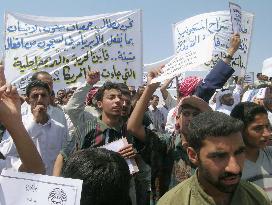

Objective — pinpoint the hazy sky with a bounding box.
[1,0,271,75]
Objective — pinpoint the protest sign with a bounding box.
[101,138,139,174]
[4,10,142,93]
[0,170,82,205]
[262,57,272,77]
[173,10,254,76]
[151,34,214,84]
[229,2,242,34]
[244,72,254,85]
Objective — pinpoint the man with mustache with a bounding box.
[0,80,67,175]
[157,111,269,205]
[231,102,272,201]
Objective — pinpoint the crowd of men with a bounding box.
[0,32,272,205]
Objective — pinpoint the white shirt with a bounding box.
[0,111,68,175]
[165,107,176,134]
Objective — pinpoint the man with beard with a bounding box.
[127,67,212,202]
[231,102,272,201]
[158,111,269,205]
[0,80,67,175]
[215,86,242,115]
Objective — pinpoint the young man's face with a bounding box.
[243,113,271,149]
[195,133,245,194]
[27,87,50,111]
[178,106,200,136]
[150,96,159,108]
[97,89,123,116]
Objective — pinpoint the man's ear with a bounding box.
[96,100,102,109]
[187,147,199,166]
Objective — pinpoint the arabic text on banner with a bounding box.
[4,10,143,92]
[172,10,254,76]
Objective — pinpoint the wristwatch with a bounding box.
[225,53,234,60]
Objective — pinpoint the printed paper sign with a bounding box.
[101,138,139,174]
[0,170,82,205]
[229,2,242,33]
[244,72,254,85]
[151,34,214,84]
[4,10,143,93]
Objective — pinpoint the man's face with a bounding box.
[57,90,66,99]
[243,113,271,149]
[196,133,246,194]
[27,87,50,111]
[121,94,132,117]
[97,89,123,116]
[178,106,200,136]
[37,73,53,91]
[220,94,234,106]
[150,96,159,108]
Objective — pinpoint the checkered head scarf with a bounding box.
[178,76,203,97]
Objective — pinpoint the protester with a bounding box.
[230,102,272,201]
[0,64,45,174]
[0,80,67,175]
[62,148,131,205]
[148,95,165,132]
[127,67,212,202]
[158,111,270,205]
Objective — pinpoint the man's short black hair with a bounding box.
[31,71,51,81]
[95,81,121,102]
[257,73,262,78]
[230,102,268,128]
[188,111,243,152]
[62,148,131,205]
[118,83,131,97]
[26,80,50,97]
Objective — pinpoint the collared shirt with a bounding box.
[61,83,129,159]
[0,112,67,175]
[158,172,270,205]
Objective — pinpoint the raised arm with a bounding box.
[160,76,174,100]
[0,84,45,174]
[127,67,161,141]
[64,71,100,124]
[195,33,241,102]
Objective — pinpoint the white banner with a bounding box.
[0,170,82,205]
[4,10,143,92]
[172,10,254,76]
[151,34,214,84]
[262,57,272,77]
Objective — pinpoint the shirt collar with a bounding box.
[97,118,123,132]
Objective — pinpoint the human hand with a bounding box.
[118,144,136,159]
[32,104,48,124]
[228,33,241,56]
[86,70,100,85]
[147,65,163,90]
[0,84,21,129]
